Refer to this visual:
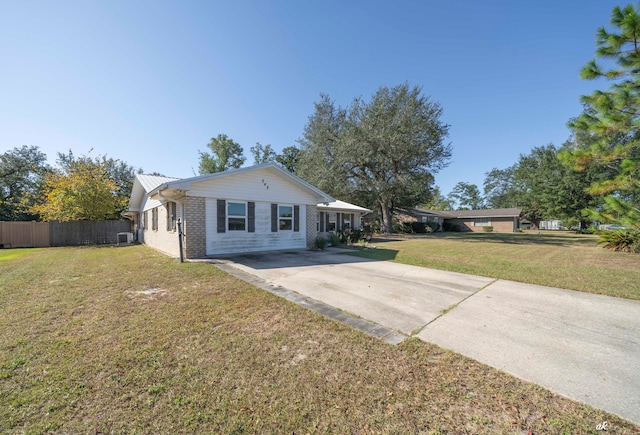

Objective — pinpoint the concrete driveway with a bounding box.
[210,248,640,425]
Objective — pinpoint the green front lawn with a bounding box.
[347,231,640,300]
[1,246,637,433]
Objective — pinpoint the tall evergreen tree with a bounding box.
[563,3,640,229]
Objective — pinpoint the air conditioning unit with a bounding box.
[117,232,133,245]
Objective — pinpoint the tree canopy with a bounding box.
[0,145,50,221]
[198,134,245,174]
[298,83,451,233]
[447,181,484,210]
[275,146,303,174]
[249,142,277,165]
[562,3,640,229]
[30,152,126,221]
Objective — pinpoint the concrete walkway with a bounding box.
[207,248,640,424]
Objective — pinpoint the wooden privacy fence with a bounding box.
[0,220,132,248]
[0,221,49,248]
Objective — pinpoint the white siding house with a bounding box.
[125,163,367,258]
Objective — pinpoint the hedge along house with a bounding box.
[125,163,372,258]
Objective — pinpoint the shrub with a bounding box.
[442,221,461,232]
[314,236,328,250]
[598,229,640,253]
[482,226,493,233]
[328,232,341,246]
[425,222,440,232]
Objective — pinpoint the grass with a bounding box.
[349,231,640,300]
[1,246,638,433]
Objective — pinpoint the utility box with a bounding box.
[117,232,133,245]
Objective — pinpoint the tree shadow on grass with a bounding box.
[343,248,398,261]
[374,232,598,248]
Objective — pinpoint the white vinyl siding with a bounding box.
[205,199,307,255]
[187,168,316,205]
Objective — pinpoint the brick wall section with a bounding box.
[184,196,207,259]
[449,217,516,233]
[306,205,317,248]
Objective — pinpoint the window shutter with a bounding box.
[337,213,342,231]
[293,205,300,232]
[271,204,278,232]
[350,213,355,228]
[319,212,325,232]
[248,202,255,233]
[217,199,226,233]
[326,212,330,231]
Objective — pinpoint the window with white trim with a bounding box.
[279,205,293,230]
[342,213,351,229]
[228,202,246,231]
[473,218,491,226]
[328,212,337,231]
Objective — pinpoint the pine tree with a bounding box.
[564,4,640,229]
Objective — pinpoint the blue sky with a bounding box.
[0,1,622,197]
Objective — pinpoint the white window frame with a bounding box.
[328,212,337,232]
[342,213,351,230]
[279,204,293,231]
[227,201,247,231]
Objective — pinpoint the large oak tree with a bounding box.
[298,83,451,233]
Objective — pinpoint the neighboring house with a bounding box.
[124,163,369,258]
[317,200,371,237]
[408,208,522,233]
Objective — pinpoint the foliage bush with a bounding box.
[340,228,362,244]
[598,229,640,253]
[328,232,342,246]
[426,222,440,232]
[393,222,440,234]
[575,225,596,235]
[442,221,462,232]
[314,236,328,250]
[482,226,493,233]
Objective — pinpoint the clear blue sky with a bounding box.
[0,1,622,197]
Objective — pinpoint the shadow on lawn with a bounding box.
[212,247,399,270]
[373,232,597,247]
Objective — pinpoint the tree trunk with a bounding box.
[380,200,393,234]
